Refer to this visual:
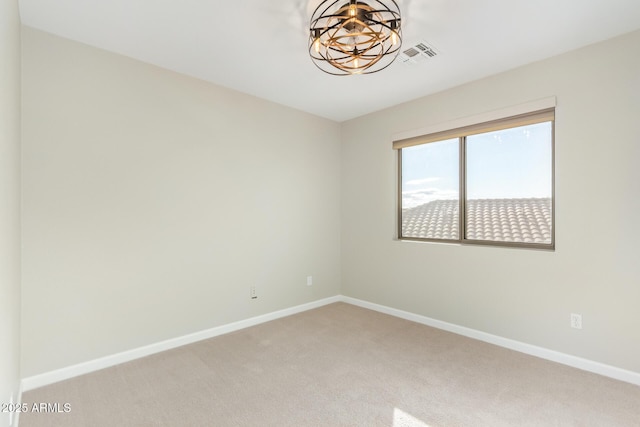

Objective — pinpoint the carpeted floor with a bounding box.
[20,302,640,426]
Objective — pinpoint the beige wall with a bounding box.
[21,27,342,377]
[341,30,640,373]
[0,0,21,425]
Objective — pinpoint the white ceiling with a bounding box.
[18,0,640,122]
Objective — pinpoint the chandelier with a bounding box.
[309,0,402,75]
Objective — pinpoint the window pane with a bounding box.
[401,138,459,240]
[465,122,552,244]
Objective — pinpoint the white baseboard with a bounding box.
[341,296,640,386]
[21,294,640,392]
[21,296,341,391]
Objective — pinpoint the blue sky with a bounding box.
[402,122,553,209]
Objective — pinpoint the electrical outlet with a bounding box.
[570,313,582,329]
[250,285,257,300]
[307,276,313,286]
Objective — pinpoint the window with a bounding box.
[395,108,554,249]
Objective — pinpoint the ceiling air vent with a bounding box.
[399,41,439,65]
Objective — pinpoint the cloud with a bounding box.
[402,188,438,196]
[405,177,441,186]
[402,188,457,209]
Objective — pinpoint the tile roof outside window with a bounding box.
[402,198,552,244]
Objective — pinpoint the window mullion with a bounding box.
[397,149,403,239]
[459,136,466,243]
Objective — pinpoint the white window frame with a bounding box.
[393,99,556,250]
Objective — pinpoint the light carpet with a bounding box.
[20,302,640,426]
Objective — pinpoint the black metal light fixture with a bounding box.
[309,0,402,75]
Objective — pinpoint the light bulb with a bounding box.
[391,31,398,46]
[314,38,321,53]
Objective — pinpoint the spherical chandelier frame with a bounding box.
[309,0,403,76]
